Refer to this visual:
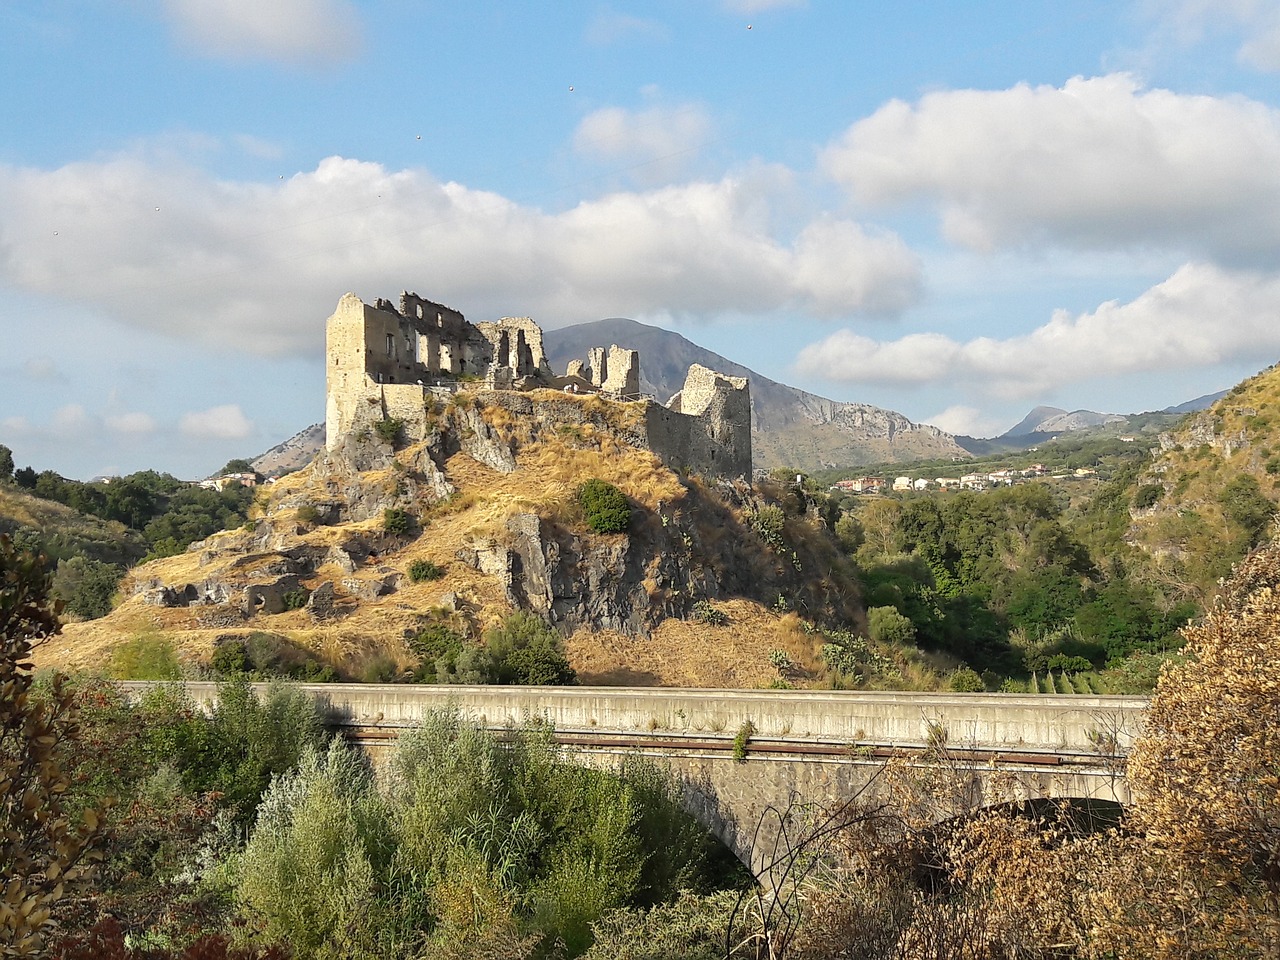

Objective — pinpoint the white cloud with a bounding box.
[180,404,255,440]
[21,357,61,380]
[1,416,30,436]
[158,0,363,65]
[0,154,921,355]
[584,12,668,46]
[1145,0,1280,71]
[921,406,1009,439]
[795,262,1280,398]
[105,412,158,435]
[721,0,806,13]
[821,74,1280,264]
[573,102,713,180]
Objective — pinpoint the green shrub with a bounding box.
[109,631,183,680]
[52,556,123,620]
[578,479,631,534]
[236,712,746,957]
[867,605,916,645]
[483,612,577,685]
[731,720,755,763]
[409,623,467,682]
[358,652,401,683]
[834,513,864,553]
[281,588,309,611]
[211,632,339,682]
[383,508,412,535]
[767,649,793,675]
[689,600,728,626]
[749,505,786,550]
[1047,653,1093,673]
[373,417,404,445]
[210,639,251,675]
[295,504,321,525]
[1133,484,1164,510]
[949,666,985,692]
[408,559,444,582]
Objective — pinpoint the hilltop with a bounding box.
[43,389,862,686]
[250,318,969,477]
[544,318,969,471]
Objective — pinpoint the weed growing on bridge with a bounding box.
[732,720,756,763]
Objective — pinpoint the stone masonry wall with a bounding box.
[646,364,752,478]
[326,291,752,477]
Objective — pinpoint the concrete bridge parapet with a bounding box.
[121,683,1147,874]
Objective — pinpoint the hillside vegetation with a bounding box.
[1127,361,1280,595]
[36,390,883,689]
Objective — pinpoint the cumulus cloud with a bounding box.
[795,262,1280,398]
[921,406,1010,439]
[21,357,62,380]
[0,154,921,355]
[180,404,255,440]
[158,0,363,65]
[573,102,714,180]
[51,404,91,440]
[821,74,1280,264]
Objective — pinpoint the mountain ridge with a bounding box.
[542,318,969,471]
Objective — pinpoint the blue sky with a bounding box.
[4,1,1280,480]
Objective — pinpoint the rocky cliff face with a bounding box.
[122,394,859,642]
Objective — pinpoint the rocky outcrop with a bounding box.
[457,511,687,636]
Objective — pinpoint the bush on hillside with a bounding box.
[578,479,631,534]
[383,507,412,535]
[408,558,444,582]
[52,556,124,620]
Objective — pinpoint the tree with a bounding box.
[1219,474,1276,548]
[52,557,123,620]
[221,458,255,475]
[1127,538,1280,949]
[0,444,12,482]
[0,535,105,955]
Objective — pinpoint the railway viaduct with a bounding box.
[137,683,1147,876]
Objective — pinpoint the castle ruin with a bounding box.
[325,290,751,478]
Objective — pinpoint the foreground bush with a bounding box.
[0,535,105,956]
[235,710,747,958]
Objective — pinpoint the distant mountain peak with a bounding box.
[544,318,969,471]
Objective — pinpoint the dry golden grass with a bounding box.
[565,599,823,688]
[32,392,842,690]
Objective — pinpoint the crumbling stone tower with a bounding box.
[325,291,552,449]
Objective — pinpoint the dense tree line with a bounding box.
[842,482,1197,688]
[0,447,255,619]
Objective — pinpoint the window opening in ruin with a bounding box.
[386,333,395,357]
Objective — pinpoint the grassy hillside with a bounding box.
[1127,362,1280,597]
[0,484,145,567]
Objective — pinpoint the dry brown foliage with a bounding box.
[0,535,106,957]
[765,540,1280,959]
